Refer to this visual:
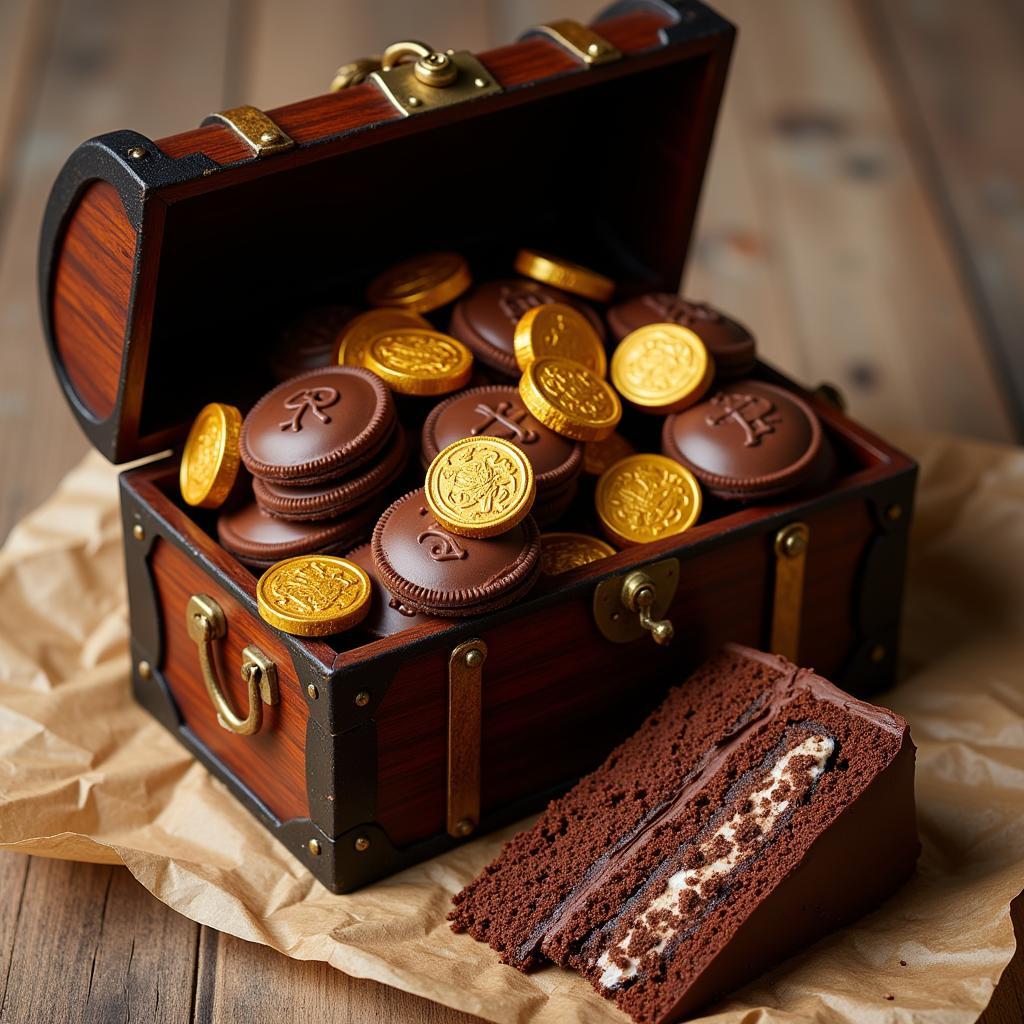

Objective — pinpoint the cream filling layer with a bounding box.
[595,733,835,989]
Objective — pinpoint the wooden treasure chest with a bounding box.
[38,0,916,892]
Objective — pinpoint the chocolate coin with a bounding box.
[335,308,430,368]
[364,328,474,396]
[180,402,242,509]
[366,251,471,313]
[518,356,622,441]
[256,555,371,636]
[514,249,614,303]
[513,302,607,376]
[540,532,616,575]
[611,323,714,414]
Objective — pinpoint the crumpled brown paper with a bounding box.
[1,432,1023,1023]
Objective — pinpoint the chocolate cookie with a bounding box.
[449,278,605,378]
[267,305,359,382]
[608,294,756,377]
[218,500,376,570]
[371,489,542,617]
[661,380,823,500]
[421,385,582,497]
[345,543,441,638]
[252,425,408,521]
[240,366,396,486]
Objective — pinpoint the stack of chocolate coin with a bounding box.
[218,366,407,569]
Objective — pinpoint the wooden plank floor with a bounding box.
[0,1,1021,1022]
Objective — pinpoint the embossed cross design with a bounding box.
[279,386,340,431]
[470,401,539,444]
[498,285,547,322]
[641,293,720,325]
[705,392,782,447]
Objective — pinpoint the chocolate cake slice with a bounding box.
[450,645,919,1022]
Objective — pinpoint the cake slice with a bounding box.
[450,645,919,1022]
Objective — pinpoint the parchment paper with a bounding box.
[1,432,1023,1023]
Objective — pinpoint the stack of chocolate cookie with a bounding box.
[218,366,408,570]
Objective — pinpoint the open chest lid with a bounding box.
[39,0,734,464]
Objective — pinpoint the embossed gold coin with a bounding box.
[424,436,536,539]
[366,251,472,313]
[335,308,430,368]
[518,356,622,442]
[256,555,371,636]
[583,431,636,477]
[179,402,242,509]
[595,453,703,547]
[363,328,474,395]
[514,249,615,303]
[513,302,608,376]
[610,323,714,414]
[540,531,616,576]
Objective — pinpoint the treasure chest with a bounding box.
[38,0,916,892]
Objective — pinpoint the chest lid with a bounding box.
[40,0,734,463]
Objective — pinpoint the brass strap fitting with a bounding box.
[202,105,295,158]
[770,523,810,661]
[447,638,487,839]
[520,20,622,66]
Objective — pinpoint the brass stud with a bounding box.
[886,503,903,522]
[354,835,370,852]
[453,818,474,838]
[778,527,807,558]
[127,146,146,160]
[259,130,277,144]
[132,524,145,541]
[138,660,152,680]
[308,838,321,857]
[307,684,319,701]
[465,648,483,668]
[587,42,602,56]
[354,690,370,707]
[870,644,887,663]
[407,96,421,107]
[474,77,488,88]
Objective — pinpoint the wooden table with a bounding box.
[0,1,1021,1020]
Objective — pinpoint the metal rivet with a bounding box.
[886,503,903,522]
[259,131,277,144]
[407,96,421,107]
[308,838,321,856]
[587,42,602,56]
[474,77,488,88]
[465,649,483,668]
[871,644,887,663]
[138,660,152,680]
[132,524,145,541]
[354,835,370,852]
[127,146,146,160]
[307,684,319,700]
[453,818,474,838]
[354,690,370,707]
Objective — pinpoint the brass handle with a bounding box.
[620,571,675,646]
[186,594,279,736]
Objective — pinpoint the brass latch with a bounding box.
[593,559,679,645]
[202,106,294,158]
[447,638,486,839]
[330,39,502,117]
[186,594,279,736]
[770,523,810,661]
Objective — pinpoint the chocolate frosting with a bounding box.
[371,488,541,615]
[662,379,822,498]
[267,304,358,382]
[608,294,756,375]
[449,278,605,376]
[345,542,440,638]
[240,366,395,485]
[421,385,582,494]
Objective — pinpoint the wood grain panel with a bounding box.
[50,180,134,420]
[149,538,310,824]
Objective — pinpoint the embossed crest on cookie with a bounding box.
[518,356,622,442]
[180,402,242,509]
[364,328,474,396]
[424,436,537,539]
[595,453,703,547]
[366,251,471,313]
[256,555,371,636]
[540,532,616,575]
[611,323,714,414]
[513,302,608,376]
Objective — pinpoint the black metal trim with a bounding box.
[594,0,735,46]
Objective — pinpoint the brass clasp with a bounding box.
[186,594,279,737]
[621,571,675,645]
[593,559,679,645]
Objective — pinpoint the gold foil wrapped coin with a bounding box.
[179,402,242,509]
[611,323,714,414]
[518,356,622,442]
[540,531,616,575]
[513,302,608,377]
[595,453,702,547]
[583,431,636,477]
[424,436,536,539]
[335,308,430,368]
[363,328,474,396]
[256,555,371,636]
[513,249,615,303]
[366,251,472,313]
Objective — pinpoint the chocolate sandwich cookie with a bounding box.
[252,426,408,522]
[218,501,377,570]
[345,543,441,638]
[268,305,359,382]
[421,385,583,499]
[449,279,605,378]
[240,366,396,486]
[607,294,757,377]
[531,475,579,528]
[371,489,542,618]
[662,380,823,500]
